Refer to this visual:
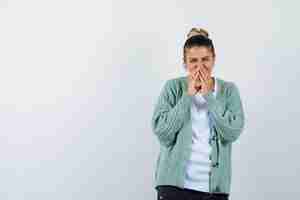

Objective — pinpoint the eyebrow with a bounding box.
[189,56,211,59]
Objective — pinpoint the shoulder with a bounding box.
[160,76,184,90]
[162,76,187,95]
[219,78,241,99]
[224,79,240,94]
[156,76,186,100]
[212,76,232,88]
[166,76,183,87]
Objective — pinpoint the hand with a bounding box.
[187,71,202,96]
[196,67,213,95]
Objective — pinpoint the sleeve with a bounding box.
[151,79,192,147]
[202,82,245,143]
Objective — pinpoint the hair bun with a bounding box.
[187,27,209,39]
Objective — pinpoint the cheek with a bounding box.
[206,63,214,72]
[186,65,195,72]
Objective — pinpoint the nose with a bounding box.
[194,65,203,71]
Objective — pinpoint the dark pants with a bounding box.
[156,185,229,200]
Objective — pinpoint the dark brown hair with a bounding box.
[183,28,215,65]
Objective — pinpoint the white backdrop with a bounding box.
[0,0,299,199]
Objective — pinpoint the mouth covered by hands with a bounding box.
[192,67,212,95]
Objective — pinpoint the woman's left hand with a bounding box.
[196,67,212,95]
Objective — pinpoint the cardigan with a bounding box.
[183,77,218,192]
[151,75,245,195]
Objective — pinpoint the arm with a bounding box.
[202,82,245,143]
[151,79,192,147]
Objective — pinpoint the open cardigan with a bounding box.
[151,75,245,195]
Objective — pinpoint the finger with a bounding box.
[191,75,196,83]
[196,72,202,83]
[198,70,208,91]
[202,67,210,80]
[194,70,199,79]
[197,71,202,79]
[193,72,198,79]
[190,73,195,79]
[194,71,199,80]
[198,70,205,82]
[192,74,196,80]
[194,72,200,81]
[199,68,209,83]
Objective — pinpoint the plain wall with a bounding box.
[0,0,299,199]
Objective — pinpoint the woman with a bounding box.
[151,27,245,200]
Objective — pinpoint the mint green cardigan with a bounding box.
[151,76,245,195]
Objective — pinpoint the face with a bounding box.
[184,46,215,77]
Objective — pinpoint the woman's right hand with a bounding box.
[187,71,201,96]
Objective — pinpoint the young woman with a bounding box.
[151,28,245,200]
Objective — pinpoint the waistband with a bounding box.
[156,185,229,198]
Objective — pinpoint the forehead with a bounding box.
[185,46,212,58]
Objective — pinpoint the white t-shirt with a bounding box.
[183,78,217,192]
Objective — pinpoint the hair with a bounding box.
[183,28,215,68]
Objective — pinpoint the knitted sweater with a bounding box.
[151,76,245,195]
